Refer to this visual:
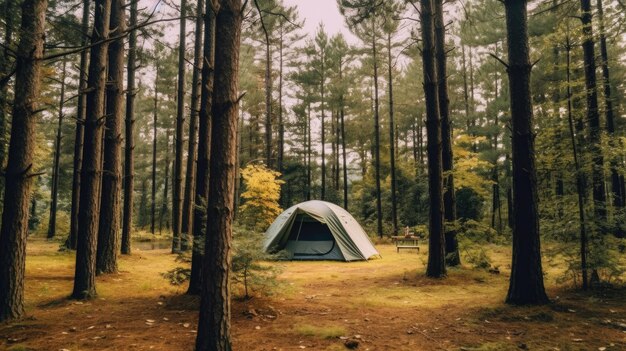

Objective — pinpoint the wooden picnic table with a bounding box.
[391,235,420,253]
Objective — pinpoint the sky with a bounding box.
[282,0,359,45]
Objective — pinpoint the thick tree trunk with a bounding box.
[182,0,205,251]
[387,32,398,235]
[47,60,67,239]
[96,0,125,274]
[188,1,215,295]
[421,0,446,278]
[68,0,91,250]
[172,0,187,253]
[151,63,159,234]
[372,18,383,238]
[72,0,111,300]
[503,0,548,305]
[195,0,242,349]
[0,0,46,322]
[434,0,459,265]
[122,0,137,255]
[0,0,16,176]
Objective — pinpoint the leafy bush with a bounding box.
[239,164,284,232]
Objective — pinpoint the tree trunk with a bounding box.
[387,31,398,235]
[278,22,284,174]
[434,0,459,266]
[0,0,47,322]
[565,31,588,289]
[503,0,548,305]
[307,102,312,201]
[188,0,215,295]
[597,0,623,230]
[122,0,137,255]
[151,63,159,234]
[160,131,171,234]
[47,60,67,239]
[172,0,187,253]
[421,0,446,278]
[372,18,383,238]
[96,0,125,275]
[339,61,348,210]
[0,0,16,177]
[68,0,90,250]
[182,0,205,251]
[195,0,242,349]
[580,0,606,226]
[264,29,272,168]
[320,47,326,200]
[72,0,111,300]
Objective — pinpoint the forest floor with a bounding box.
[1,238,625,351]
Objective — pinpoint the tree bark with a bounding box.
[278,21,285,174]
[565,31,588,289]
[160,131,171,234]
[580,0,607,226]
[195,0,241,349]
[387,31,398,235]
[0,0,16,176]
[307,101,312,201]
[122,0,138,255]
[596,0,623,227]
[97,0,125,275]
[421,0,446,278]
[320,46,326,200]
[434,0,459,266]
[172,0,187,253]
[151,62,159,234]
[72,0,111,300]
[264,26,272,168]
[503,0,548,305]
[372,17,383,238]
[67,0,91,250]
[182,0,205,251]
[47,60,67,239]
[0,0,47,322]
[187,0,216,295]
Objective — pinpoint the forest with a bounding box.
[0,0,625,350]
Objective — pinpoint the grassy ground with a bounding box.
[0,238,625,350]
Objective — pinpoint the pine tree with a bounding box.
[0,0,47,322]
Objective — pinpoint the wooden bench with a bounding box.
[391,235,420,253]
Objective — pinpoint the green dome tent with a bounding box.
[263,200,380,261]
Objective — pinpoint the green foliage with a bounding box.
[239,164,284,231]
[456,187,484,221]
[231,228,282,299]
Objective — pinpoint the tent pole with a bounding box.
[294,215,305,242]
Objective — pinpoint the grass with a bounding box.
[294,323,347,339]
[1,237,624,351]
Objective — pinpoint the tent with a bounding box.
[263,200,380,261]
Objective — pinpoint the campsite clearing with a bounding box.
[1,238,625,351]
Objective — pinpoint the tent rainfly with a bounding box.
[263,200,380,261]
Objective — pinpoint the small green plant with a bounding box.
[464,247,493,270]
[232,228,282,299]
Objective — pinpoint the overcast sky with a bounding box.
[280,0,359,45]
